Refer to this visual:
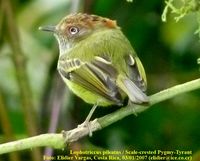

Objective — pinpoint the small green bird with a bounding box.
[39,13,148,129]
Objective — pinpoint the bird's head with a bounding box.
[39,13,118,55]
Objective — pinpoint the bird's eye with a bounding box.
[68,26,79,35]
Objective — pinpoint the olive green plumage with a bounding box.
[40,13,148,107]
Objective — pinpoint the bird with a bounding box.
[39,13,148,135]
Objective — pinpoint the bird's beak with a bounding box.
[38,25,56,33]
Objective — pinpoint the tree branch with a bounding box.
[0,78,200,154]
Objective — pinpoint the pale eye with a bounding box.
[69,26,79,35]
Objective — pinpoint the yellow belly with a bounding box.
[63,78,115,107]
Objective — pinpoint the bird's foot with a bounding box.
[77,103,98,137]
[132,106,138,116]
[78,120,93,137]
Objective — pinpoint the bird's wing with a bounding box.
[117,53,149,104]
[58,56,123,105]
[125,54,147,92]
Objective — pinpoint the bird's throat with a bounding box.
[55,34,73,56]
[59,42,72,56]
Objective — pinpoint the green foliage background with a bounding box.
[0,0,200,160]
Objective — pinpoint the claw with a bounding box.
[78,103,98,137]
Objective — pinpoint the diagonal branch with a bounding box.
[0,78,200,154]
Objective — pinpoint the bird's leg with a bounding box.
[85,103,98,123]
[128,101,138,116]
[78,103,98,137]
